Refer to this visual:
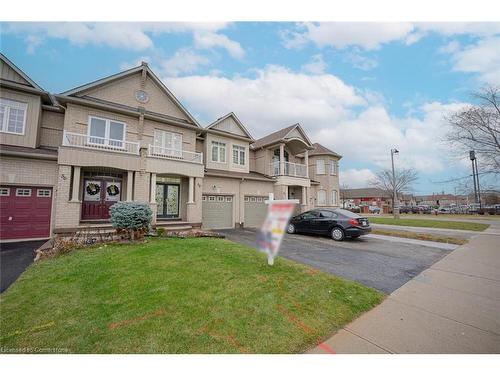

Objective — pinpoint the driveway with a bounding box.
[219,228,454,293]
[0,240,46,293]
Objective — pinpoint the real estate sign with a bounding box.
[257,194,299,265]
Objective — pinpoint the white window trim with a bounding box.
[329,160,337,175]
[211,141,227,163]
[0,187,10,196]
[317,189,327,206]
[37,189,52,197]
[16,188,31,197]
[0,98,28,136]
[331,190,338,205]
[153,129,183,154]
[232,145,246,166]
[316,159,325,175]
[87,116,127,149]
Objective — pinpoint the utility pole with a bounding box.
[470,151,478,205]
[474,157,481,209]
[391,148,400,219]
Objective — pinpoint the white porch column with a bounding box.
[126,171,134,201]
[70,166,81,202]
[188,177,195,203]
[150,173,156,203]
[304,150,309,178]
[279,143,285,175]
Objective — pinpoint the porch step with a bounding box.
[155,221,193,232]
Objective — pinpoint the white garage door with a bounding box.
[202,195,233,230]
[244,196,268,228]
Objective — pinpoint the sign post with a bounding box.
[257,193,299,266]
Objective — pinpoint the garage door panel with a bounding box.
[202,195,233,230]
[244,196,268,228]
[0,186,52,240]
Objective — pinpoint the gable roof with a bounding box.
[309,143,342,158]
[60,62,200,127]
[251,123,313,149]
[0,53,44,91]
[206,112,254,140]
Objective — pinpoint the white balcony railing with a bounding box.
[269,161,308,178]
[63,131,140,155]
[148,144,203,164]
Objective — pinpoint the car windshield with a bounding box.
[334,208,361,218]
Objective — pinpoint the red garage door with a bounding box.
[0,186,53,240]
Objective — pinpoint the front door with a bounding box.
[82,179,121,220]
[156,183,180,218]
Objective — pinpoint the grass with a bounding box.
[368,217,489,231]
[371,229,468,245]
[0,237,383,354]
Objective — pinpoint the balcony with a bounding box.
[148,145,203,164]
[62,131,140,155]
[269,161,308,178]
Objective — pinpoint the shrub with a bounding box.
[156,227,166,237]
[110,201,152,240]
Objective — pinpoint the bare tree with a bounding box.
[339,183,350,208]
[446,86,500,175]
[369,168,418,207]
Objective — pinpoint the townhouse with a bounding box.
[0,54,341,241]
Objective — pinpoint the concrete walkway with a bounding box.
[308,225,500,354]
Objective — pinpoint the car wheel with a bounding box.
[331,227,345,241]
[287,223,296,234]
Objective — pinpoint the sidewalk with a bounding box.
[308,226,500,354]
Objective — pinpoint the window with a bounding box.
[0,187,9,196]
[332,190,338,205]
[330,160,338,175]
[202,196,207,201]
[250,197,256,202]
[316,159,325,174]
[211,141,226,163]
[226,196,232,202]
[319,210,337,218]
[257,197,263,202]
[208,196,216,201]
[37,189,52,197]
[0,98,28,135]
[232,145,245,165]
[16,188,31,197]
[88,116,125,148]
[154,129,182,157]
[217,196,225,202]
[244,196,249,202]
[317,190,326,205]
[302,211,320,220]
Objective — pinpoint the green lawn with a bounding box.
[0,238,383,354]
[368,217,489,231]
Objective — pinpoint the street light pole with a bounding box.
[470,151,478,205]
[391,148,400,219]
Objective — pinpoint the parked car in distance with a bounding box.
[399,206,412,214]
[287,208,371,241]
[368,205,381,214]
[417,205,432,214]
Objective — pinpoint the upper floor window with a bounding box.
[0,98,28,135]
[316,159,325,175]
[211,141,226,163]
[330,160,338,175]
[317,189,326,206]
[232,145,245,166]
[154,129,182,157]
[88,116,125,148]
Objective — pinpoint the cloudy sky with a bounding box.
[1,22,499,193]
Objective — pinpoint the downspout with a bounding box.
[239,178,244,228]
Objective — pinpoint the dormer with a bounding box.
[204,112,254,173]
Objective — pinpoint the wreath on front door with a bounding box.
[86,182,101,196]
[107,184,120,196]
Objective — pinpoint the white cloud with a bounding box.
[301,54,327,74]
[2,22,243,58]
[161,49,210,77]
[340,169,377,188]
[282,22,500,51]
[165,65,364,136]
[448,37,500,85]
[193,32,244,59]
[343,49,378,70]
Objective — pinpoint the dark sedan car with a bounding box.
[286,208,371,241]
